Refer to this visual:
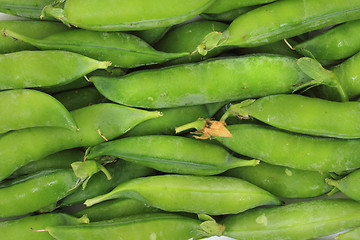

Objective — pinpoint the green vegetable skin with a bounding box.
[91,55,310,108]
[44,0,216,31]
[221,199,360,240]
[204,0,276,14]
[326,169,360,202]
[0,0,54,19]
[337,226,360,240]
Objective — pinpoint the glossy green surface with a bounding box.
[0,169,77,218]
[327,169,360,202]
[216,124,360,172]
[0,89,77,133]
[337,226,360,240]
[0,50,110,90]
[221,199,360,240]
[0,20,68,54]
[0,0,54,19]
[132,26,171,45]
[225,161,331,198]
[4,29,189,68]
[204,0,276,14]
[85,174,281,215]
[295,20,360,60]
[0,103,161,181]
[92,55,310,108]
[201,6,256,22]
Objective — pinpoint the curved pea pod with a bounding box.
[2,29,189,68]
[0,50,111,90]
[337,226,360,240]
[73,198,161,222]
[0,169,78,218]
[155,20,229,64]
[294,20,360,61]
[201,6,257,22]
[221,199,360,240]
[214,124,360,173]
[85,174,281,215]
[0,103,161,181]
[91,55,311,109]
[221,94,360,138]
[53,87,106,111]
[60,160,155,206]
[0,0,54,19]
[0,20,68,54]
[131,26,171,45]
[225,161,332,198]
[0,89,77,134]
[197,0,360,55]
[42,0,216,31]
[10,149,84,178]
[86,135,258,175]
[0,213,88,240]
[204,0,276,14]
[326,169,360,202]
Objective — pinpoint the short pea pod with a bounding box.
[197,0,360,54]
[2,29,189,68]
[43,0,216,31]
[224,161,332,198]
[204,0,276,14]
[0,103,161,181]
[0,213,88,240]
[337,226,360,240]
[73,198,161,222]
[221,94,360,138]
[0,0,54,19]
[326,169,360,202]
[0,20,68,54]
[0,50,111,90]
[221,199,360,240]
[294,20,360,61]
[0,89,77,134]
[0,169,78,218]
[85,135,259,175]
[214,124,360,172]
[85,174,281,215]
[91,55,311,109]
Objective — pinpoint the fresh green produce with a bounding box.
[337,226,360,240]
[204,0,276,14]
[0,0,54,19]
[326,169,360,202]
[201,6,257,22]
[131,26,171,45]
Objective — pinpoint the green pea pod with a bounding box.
[221,94,360,138]
[225,161,332,198]
[10,149,84,178]
[53,87,106,111]
[0,0,54,19]
[91,55,311,109]
[0,20,68,54]
[197,0,360,55]
[131,26,171,45]
[0,103,161,181]
[200,6,258,22]
[60,160,155,206]
[42,0,216,31]
[85,174,281,215]
[221,199,360,240]
[0,213,88,240]
[295,20,360,61]
[46,213,221,240]
[204,0,276,14]
[0,89,78,133]
[155,20,229,65]
[0,50,111,90]
[337,226,360,240]
[326,169,360,202]
[215,124,360,172]
[73,198,161,222]
[0,169,78,218]
[86,135,259,175]
[2,29,189,68]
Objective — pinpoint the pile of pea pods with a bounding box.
[2,0,360,239]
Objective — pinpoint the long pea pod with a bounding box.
[85,135,259,175]
[221,199,360,240]
[326,169,360,202]
[0,213,89,240]
[0,50,111,90]
[224,161,332,198]
[197,0,360,55]
[91,55,311,109]
[42,0,216,31]
[0,169,78,218]
[2,29,189,68]
[0,0,54,19]
[0,103,161,181]
[204,0,276,14]
[0,20,68,54]
[0,89,77,134]
[221,94,360,138]
[84,174,281,215]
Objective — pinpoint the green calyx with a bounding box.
[194,31,226,56]
[194,214,225,240]
[41,0,70,27]
[220,99,255,122]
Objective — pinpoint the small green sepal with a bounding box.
[194,31,225,56]
[220,99,255,122]
[194,214,225,240]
